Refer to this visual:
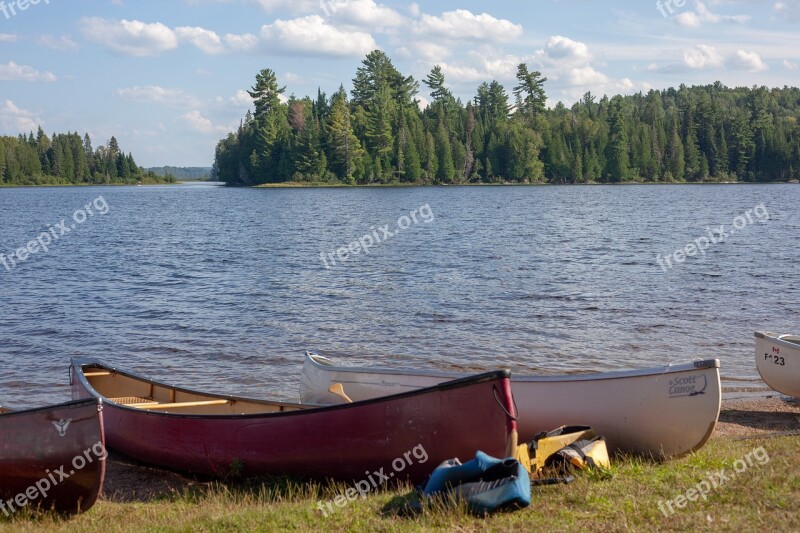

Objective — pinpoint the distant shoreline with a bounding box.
[2,180,796,189]
[0,181,181,189]
[252,180,799,189]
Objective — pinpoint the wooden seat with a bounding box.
[131,399,231,410]
[110,396,158,406]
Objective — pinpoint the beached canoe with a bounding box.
[755,331,800,397]
[70,358,517,482]
[301,353,722,458]
[0,398,105,515]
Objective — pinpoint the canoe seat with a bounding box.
[131,400,231,410]
[84,371,113,377]
[111,396,158,406]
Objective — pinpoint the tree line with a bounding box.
[0,129,175,186]
[146,166,212,181]
[214,50,800,186]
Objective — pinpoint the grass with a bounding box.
[2,436,798,532]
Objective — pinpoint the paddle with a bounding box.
[328,383,353,403]
[505,428,518,459]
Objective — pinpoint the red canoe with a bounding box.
[0,399,106,515]
[70,358,517,483]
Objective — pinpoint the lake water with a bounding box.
[0,183,798,408]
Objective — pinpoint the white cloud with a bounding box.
[36,35,80,52]
[175,26,225,54]
[730,50,768,72]
[183,110,215,133]
[0,61,57,82]
[784,59,798,70]
[774,1,800,20]
[185,0,318,11]
[224,32,258,51]
[440,53,525,83]
[544,36,590,66]
[648,45,772,74]
[567,66,608,86]
[682,44,725,69]
[675,1,750,27]
[0,33,17,43]
[117,86,202,107]
[182,110,231,134]
[397,41,452,62]
[409,2,421,17]
[229,89,253,107]
[675,12,701,27]
[80,18,232,56]
[536,35,614,90]
[251,0,319,12]
[0,100,41,132]
[617,78,636,92]
[80,18,178,57]
[259,15,377,57]
[322,0,405,29]
[414,9,523,43]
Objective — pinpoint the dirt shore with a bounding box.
[714,394,800,438]
[98,394,800,504]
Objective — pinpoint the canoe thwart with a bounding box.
[110,396,158,405]
[130,399,232,410]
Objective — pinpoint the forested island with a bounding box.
[213,51,800,186]
[146,166,213,181]
[0,130,175,186]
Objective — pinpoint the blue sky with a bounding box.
[1,0,798,167]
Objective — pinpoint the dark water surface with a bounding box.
[1,183,798,407]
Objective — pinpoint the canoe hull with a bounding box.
[301,354,722,458]
[0,399,105,515]
[71,360,515,483]
[755,331,800,397]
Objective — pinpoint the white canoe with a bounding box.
[301,353,721,458]
[755,331,800,397]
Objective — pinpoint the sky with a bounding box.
[0,0,799,167]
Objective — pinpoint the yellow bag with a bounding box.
[549,436,610,471]
[515,426,609,477]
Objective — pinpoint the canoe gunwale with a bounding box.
[0,398,101,419]
[70,357,512,419]
[305,352,720,383]
[754,331,799,397]
[755,331,800,351]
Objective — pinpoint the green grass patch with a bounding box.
[2,436,798,532]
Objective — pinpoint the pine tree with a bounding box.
[327,87,362,181]
[666,112,685,181]
[365,85,394,175]
[423,65,452,102]
[604,96,631,182]
[248,69,285,119]
[435,122,454,183]
[352,50,418,109]
[424,131,438,182]
[571,143,584,183]
[513,64,548,119]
